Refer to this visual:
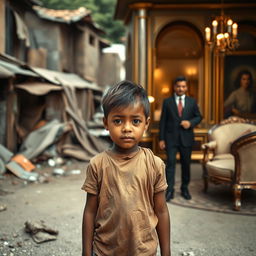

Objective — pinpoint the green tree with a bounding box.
[40,0,125,43]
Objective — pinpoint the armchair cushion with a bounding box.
[213,153,233,160]
[206,159,234,179]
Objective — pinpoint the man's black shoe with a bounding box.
[181,189,192,200]
[166,190,174,202]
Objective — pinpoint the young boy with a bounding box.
[81,80,171,256]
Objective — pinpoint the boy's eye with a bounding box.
[132,119,142,125]
[113,119,122,125]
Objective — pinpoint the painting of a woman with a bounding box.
[224,70,256,118]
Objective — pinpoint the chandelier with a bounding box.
[205,9,239,53]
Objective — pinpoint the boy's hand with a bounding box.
[154,191,171,256]
[159,140,166,150]
[82,193,98,256]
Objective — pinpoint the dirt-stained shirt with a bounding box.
[81,147,167,256]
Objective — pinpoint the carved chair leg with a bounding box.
[233,185,242,211]
[204,177,208,193]
[202,166,208,193]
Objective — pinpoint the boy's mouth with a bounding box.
[120,136,134,141]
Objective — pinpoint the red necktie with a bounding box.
[178,97,183,117]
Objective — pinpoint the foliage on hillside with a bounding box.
[40,0,125,43]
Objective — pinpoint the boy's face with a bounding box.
[103,102,150,153]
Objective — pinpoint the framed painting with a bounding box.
[224,54,256,119]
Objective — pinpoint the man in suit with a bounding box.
[159,76,202,201]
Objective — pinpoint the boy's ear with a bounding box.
[103,117,109,130]
[145,117,150,131]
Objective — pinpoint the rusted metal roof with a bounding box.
[31,67,103,91]
[33,6,92,24]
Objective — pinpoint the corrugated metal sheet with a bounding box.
[15,82,62,95]
[0,60,38,77]
[31,67,102,91]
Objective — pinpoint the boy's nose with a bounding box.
[122,122,132,132]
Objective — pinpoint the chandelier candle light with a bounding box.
[205,13,239,53]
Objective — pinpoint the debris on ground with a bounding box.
[52,168,65,176]
[6,161,39,181]
[0,204,7,212]
[0,188,14,196]
[182,251,195,256]
[24,220,59,244]
[68,169,81,175]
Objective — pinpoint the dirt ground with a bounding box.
[0,161,256,256]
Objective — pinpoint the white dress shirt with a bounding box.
[175,94,185,107]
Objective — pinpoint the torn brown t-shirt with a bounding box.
[82,147,167,256]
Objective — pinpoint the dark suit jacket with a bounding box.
[159,95,202,147]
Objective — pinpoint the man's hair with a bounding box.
[102,80,150,118]
[174,76,187,85]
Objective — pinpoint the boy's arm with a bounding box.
[154,190,171,256]
[82,193,98,256]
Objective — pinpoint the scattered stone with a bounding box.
[55,157,65,166]
[38,175,50,183]
[69,169,81,175]
[16,241,23,247]
[0,204,7,212]
[13,233,18,238]
[181,251,195,256]
[52,168,65,176]
[48,159,55,167]
[25,220,59,244]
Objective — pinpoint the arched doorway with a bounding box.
[153,22,204,122]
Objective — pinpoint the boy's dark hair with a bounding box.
[174,76,187,85]
[102,80,150,118]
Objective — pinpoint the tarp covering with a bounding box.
[0,60,38,77]
[19,119,71,160]
[60,85,106,161]
[16,82,62,95]
[13,11,30,47]
[31,67,102,91]
[0,65,14,78]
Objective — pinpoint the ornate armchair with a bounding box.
[202,116,256,210]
